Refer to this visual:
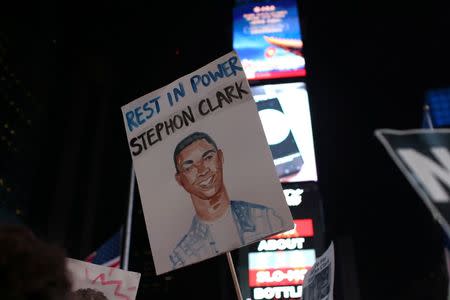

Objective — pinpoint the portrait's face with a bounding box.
[175,139,224,200]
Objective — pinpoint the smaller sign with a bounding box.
[302,242,335,300]
[67,258,141,300]
[375,128,450,237]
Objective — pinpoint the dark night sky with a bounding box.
[1,1,450,299]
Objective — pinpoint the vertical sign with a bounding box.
[121,51,294,275]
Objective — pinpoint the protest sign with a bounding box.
[302,242,335,300]
[375,129,450,237]
[121,51,294,275]
[66,258,141,300]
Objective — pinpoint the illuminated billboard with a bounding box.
[246,218,317,299]
[233,0,306,80]
[425,87,450,128]
[249,249,316,288]
[252,82,317,182]
[237,183,326,300]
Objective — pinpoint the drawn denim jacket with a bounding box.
[169,200,285,269]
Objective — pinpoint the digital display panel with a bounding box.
[425,87,450,128]
[268,219,314,239]
[248,249,316,288]
[233,0,306,80]
[252,82,317,182]
[236,182,326,300]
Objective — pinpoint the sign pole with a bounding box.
[423,104,434,129]
[226,252,243,300]
[122,165,136,271]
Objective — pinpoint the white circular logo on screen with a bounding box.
[258,109,290,145]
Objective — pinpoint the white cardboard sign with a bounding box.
[67,258,141,300]
[302,242,335,300]
[121,51,294,275]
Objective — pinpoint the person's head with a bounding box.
[174,132,225,200]
[70,288,108,300]
[0,224,71,300]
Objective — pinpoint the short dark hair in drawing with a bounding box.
[173,131,218,172]
[71,288,109,300]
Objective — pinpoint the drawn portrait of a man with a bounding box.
[169,131,285,268]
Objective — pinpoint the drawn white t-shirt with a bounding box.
[206,207,241,252]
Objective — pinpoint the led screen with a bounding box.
[248,249,316,288]
[236,182,326,300]
[268,219,314,239]
[233,0,306,80]
[425,87,450,128]
[252,82,317,182]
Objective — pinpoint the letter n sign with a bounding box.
[375,129,450,236]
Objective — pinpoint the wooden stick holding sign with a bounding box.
[226,252,243,300]
[423,104,435,129]
[121,51,294,284]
